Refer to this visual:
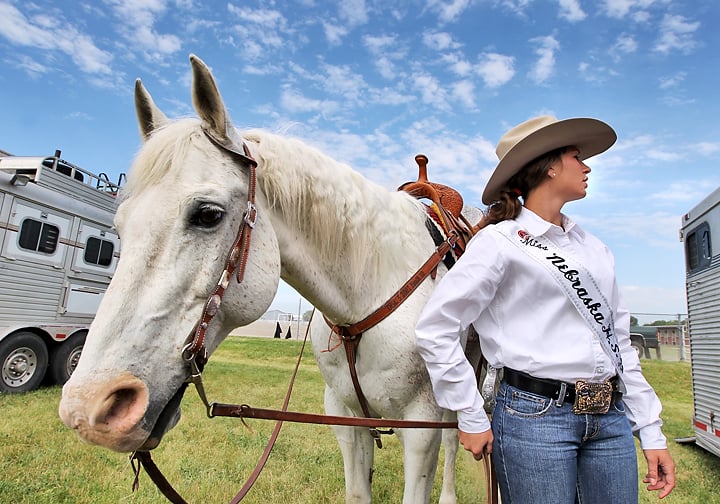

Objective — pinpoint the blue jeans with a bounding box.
[491,381,638,504]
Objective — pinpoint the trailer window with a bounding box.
[18,218,60,254]
[84,237,114,267]
[686,221,711,273]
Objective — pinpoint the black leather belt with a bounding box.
[502,368,620,405]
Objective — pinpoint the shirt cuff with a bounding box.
[636,423,668,450]
[456,396,491,433]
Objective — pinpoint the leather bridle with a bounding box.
[181,129,259,394]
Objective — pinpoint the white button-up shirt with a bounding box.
[415,207,667,449]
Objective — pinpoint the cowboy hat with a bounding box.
[482,115,617,205]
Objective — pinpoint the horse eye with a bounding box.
[190,204,225,228]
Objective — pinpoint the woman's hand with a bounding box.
[458,429,494,460]
[642,448,676,498]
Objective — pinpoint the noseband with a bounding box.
[181,128,258,389]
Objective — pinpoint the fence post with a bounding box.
[678,314,686,361]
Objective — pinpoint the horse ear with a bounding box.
[190,54,235,143]
[134,79,169,141]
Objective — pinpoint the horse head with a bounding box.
[58,55,281,452]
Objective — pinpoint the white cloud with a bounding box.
[441,53,473,77]
[645,148,682,162]
[320,64,367,103]
[614,133,656,151]
[498,0,533,17]
[692,142,720,156]
[602,0,658,19]
[323,21,349,45]
[558,0,586,22]
[107,0,182,59]
[528,35,559,84]
[452,80,476,109]
[658,72,686,89]
[338,0,369,26]
[0,3,113,75]
[368,87,415,106]
[650,181,719,204]
[426,0,472,23]
[413,73,451,111]
[476,52,515,88]
[577,60,616,84]
[280,88,340,116]
[16,55,49,76]
[363,34,407,78]
[654,14,700,54]
[423,31,461,51]
[227,5,290,59]
[611,33,638,60]
[374,56,397,79]
[364,34,397,53]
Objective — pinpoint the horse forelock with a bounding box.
[244,129,428,288]
[121,119,208,202]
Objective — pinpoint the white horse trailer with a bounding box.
[680,186,720,458]
[0,150,123,393]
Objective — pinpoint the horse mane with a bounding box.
[244,129,429,288]
[121,119,428,289]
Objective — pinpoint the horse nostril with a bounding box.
[89,380,149,433]
[100,388,137,425]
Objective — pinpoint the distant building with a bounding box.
[261,309,295,322]
[656,324,689,346]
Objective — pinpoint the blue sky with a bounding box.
[1,0,718,324]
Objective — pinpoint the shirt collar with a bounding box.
[517,207,587,241]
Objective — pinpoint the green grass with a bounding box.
[0,336,718,503]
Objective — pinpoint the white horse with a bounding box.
[59,55,480,504]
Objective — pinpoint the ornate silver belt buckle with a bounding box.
[572,379,613,414]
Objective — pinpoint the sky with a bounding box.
[1,0,718,325]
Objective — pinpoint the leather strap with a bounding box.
[226,309,313,503]
[326,231,458,339]
[481,456,499,504]
[131,451,188,504]
[210,403,458,430]
[183,140,258,362]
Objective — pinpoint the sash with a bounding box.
[494,224,624,376]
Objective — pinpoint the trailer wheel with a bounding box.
[0,332,49,393]
[49,332,86,385]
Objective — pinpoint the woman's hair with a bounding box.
[479,146,566,229]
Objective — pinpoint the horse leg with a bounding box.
[439,410,459,504]
[395,426,442,504]
[325,385,375,504]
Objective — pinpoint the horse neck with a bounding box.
[246,130,434,321]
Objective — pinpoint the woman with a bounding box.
[415,116,675,503]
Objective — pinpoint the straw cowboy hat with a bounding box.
[482,115,617,205]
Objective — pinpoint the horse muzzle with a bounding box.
[58,371,182,453]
